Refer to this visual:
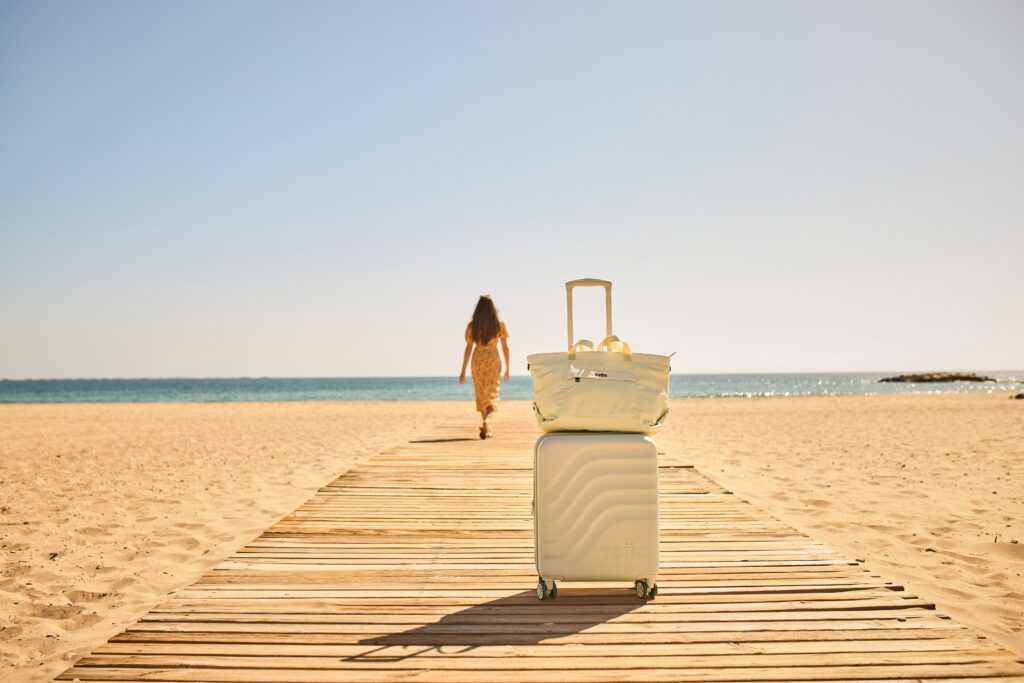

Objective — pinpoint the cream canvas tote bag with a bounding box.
[527,279,672,434]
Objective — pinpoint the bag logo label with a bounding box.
[566,368,636,382]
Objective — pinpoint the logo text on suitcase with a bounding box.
[601,540,647,561]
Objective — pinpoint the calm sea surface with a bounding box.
[1,373,1021,403]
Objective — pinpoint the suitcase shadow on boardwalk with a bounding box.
[348,589,646,663]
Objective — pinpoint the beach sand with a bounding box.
[0,401,470,682]
[657,393,1024,658]
[1,394,1022,681]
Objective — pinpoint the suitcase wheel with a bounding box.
[634,580,658,600]
[635,579,655,600]
[537,579,547,601]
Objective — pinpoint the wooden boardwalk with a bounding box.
[60,416,1024,682]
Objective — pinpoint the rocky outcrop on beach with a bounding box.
[879,372,997,383]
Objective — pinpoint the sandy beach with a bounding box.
[0,401,471,681]
[1,393,1022,681]
[658,393,1024,658]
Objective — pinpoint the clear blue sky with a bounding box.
[1,0,1021,378]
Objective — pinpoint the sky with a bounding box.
[1,0,1021,378]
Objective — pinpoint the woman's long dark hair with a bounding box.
[471,296,500,345]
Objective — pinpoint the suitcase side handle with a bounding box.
[565,279,612,350]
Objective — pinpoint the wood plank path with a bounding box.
[60,415,1024,682]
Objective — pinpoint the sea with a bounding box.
[0,372,1021,403]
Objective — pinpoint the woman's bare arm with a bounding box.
[459,342,473,384]
[500,335,511,382]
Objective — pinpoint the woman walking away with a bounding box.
[459,295,510,439]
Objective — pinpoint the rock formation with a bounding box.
[879,372,997,383]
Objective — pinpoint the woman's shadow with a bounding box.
[348,587,645,663]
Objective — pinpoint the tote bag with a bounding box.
[527,279,672,434]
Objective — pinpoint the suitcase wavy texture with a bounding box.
[534,433,659,583]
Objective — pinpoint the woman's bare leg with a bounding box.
[482,405,495,437]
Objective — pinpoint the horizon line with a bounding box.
[2,369,1022,382]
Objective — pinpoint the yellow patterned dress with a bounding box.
[466,321,508,415]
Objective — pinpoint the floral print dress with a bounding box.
[466,321,508,415]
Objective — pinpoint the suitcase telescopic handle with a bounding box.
[565,279,613,350]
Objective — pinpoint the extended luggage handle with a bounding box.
[566,279,612,352]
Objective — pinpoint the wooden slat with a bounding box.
[57,417,1024,682]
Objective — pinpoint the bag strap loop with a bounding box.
[597,335,632,361]
[567,339,594,360]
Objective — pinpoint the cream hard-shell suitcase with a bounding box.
[533,432,659,600]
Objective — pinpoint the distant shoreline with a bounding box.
[0,372,1020,404]
[3,370,1021,381]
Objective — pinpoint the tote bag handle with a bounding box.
[565,279,612,350]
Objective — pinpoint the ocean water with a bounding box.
[0,372,1020,404]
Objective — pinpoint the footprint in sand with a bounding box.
[887,510,915,522]
[170,535,201,550]
[104,577,135,590]
[935,585,977,601]
[961,563,997,577]
[0,577,23,591]
[34,604,84,619]
[942,548,991,566]
[0,624,24,639]
[31,569,62,584]
[64,589,109,603]
[65,611,104,630]
[980,541,1024,561]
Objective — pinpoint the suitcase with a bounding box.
[533,432,659,600]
